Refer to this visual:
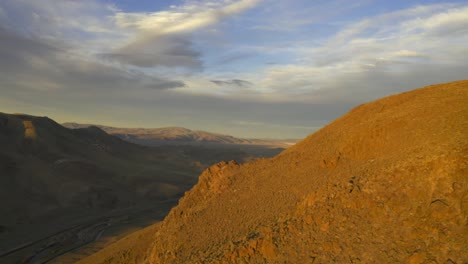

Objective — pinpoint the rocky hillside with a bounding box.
[79,80,468,263]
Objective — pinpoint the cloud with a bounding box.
[0,26,185,93]
[0,0,121,42]
[401,5,468,37]
[249,0,368,33]
[113,0,262,33]
[147,80,186,90]
[241,3,468,102]
[211,79,253,87]
[0,0,262,71]
[109,0,262,69]
[101,34,202,69]
[0,0,191,93]
[391,50,426,58]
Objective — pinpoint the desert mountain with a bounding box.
[0,113,196,221]
[80,80,468,263]
[62,123,295,148]
[0,113,271,263]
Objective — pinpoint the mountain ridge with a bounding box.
[78,80,468,263]
[62,123,297,147]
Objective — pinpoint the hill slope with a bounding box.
[79,80,468,263]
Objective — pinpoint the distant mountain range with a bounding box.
[62,123,297,148]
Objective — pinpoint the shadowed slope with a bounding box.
[79,80,468,263]
[1,112,286,263]
[0,114,198,220]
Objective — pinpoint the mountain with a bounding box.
[79,80,468,263]
[0,113,269,263]
[61,123,296,148]
[0,113,197,218]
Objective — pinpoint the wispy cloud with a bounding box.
[211,79,253,87]
[114,0,262,33]
[242,3,468,102]
[249,0,369,32]
[107,0,262,69]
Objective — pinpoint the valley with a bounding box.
[0,113,286,264]
[1,202,173,264]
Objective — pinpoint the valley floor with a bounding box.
[0,200,177,264]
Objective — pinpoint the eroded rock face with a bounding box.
[78,80,468,264]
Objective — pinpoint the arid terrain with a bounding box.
[2,0,467,262]
[62,123,295,156]
[0,114,284,263]
[60,124,262,145]
[78,80,468,263]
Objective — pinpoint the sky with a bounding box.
[0,0,467,139]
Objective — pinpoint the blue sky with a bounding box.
[0,0,467,138]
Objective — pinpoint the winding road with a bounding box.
[0,200,177,264]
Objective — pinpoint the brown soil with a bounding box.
[79,80,468,263]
